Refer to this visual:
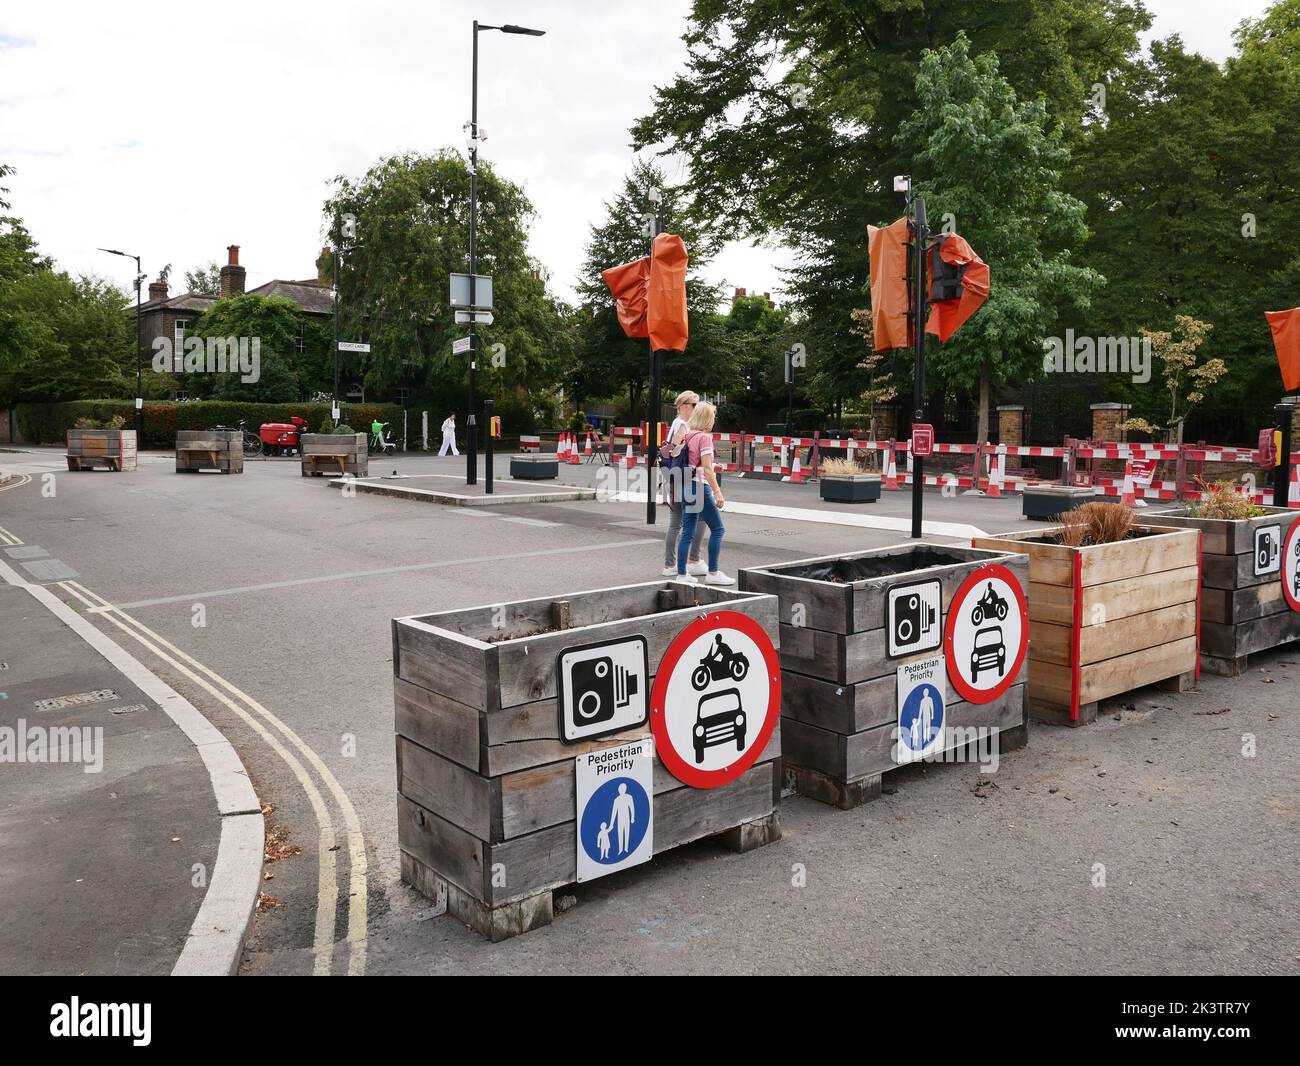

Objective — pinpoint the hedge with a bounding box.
[15,400,406,451]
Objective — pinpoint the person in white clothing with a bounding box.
[438,414,459,456]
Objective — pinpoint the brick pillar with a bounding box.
[873,402,899,441]
[997,404,1025,447]
[1090,402,1130,442]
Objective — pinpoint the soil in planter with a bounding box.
[474,590,708,643]
[1034,527,1164,549]
[771,547,975,584]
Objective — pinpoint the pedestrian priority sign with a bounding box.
[896,655,945,763]
[557,635,648,744]
[575,737,653,882]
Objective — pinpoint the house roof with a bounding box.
[249,279,333,316]
[138,292,218,314]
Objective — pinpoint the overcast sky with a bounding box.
[1,0,1272,309]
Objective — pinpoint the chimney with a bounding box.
[148,277,168,303]
[762,292,771,305]
[316,245,333,284]
[733,287,747,302]
[219,244,246,297]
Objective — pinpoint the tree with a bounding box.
[897,34,1103,443]
[184,261,221,297]
[322,151,573,417]
[848,308,897,436]
[632,1,1149,426]
[186,293,303,403]
[575,159,736,418]
[1118,315,1226,442]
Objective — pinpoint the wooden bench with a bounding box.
[65,428,138,472]
[303,452,349,475]
[175,430,243,474]
[66,454,125,471]
[300,433,368,477]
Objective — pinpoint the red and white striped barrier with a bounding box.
[519,434,541,453]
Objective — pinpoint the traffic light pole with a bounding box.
[646,206,663,526]
[467,21,481,486]
[911,196,929,540]
[1274,400,1294,507]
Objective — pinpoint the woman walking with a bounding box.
[660,391,706,577]
[438,413,459,456]
[675,401,732,586]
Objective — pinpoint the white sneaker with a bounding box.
[660,566,677,577]
[675,574,699,586]
[687,560,708,576]
[705,571,735,586]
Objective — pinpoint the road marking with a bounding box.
[0,475,33,496]
[87,538,660,612]
[60,580,366,976]
[0,522,24,543]
[0,554,262,977]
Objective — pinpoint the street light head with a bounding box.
[893,174,911,194]
[98,247,124,257]
[500,24,545,35]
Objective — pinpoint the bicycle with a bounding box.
[214,420,263,457]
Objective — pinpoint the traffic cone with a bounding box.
[558,432,568,460]
[584,432,593,459]
[986,445,1005,498]
[569,431,581,464]
[790,453,803,484]
[625,441,634,466]
[884,444,900,489]
[1289,461,1300,508]
[1120,460,1137,507]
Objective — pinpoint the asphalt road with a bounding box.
[1,447,1295,975]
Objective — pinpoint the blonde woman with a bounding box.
[660,390,706,577]
[675,401,732,585]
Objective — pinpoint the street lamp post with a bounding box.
[99,248,144,438]
[466,21,544,486]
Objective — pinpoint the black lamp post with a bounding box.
[99,247,144,437]
[466,20,545,486]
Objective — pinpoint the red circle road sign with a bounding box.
[650,610,781,789]
[944,563,1029,704]
[1282,517,1300,613]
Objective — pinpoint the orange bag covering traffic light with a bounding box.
[868,217,912,351]
[1265,307,1300,390]
[601,256,650,339]
[925,232,989,343]
[648,233,689,352]
[601,233,690,352]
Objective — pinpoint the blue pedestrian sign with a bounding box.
[575,737,654,882]
[896,655,945,763]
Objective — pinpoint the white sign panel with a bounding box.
[575,737,653,883]
[1254,525,1281,577]
[452,336,473,355]
[337,341,371,353]
[449,272,494,309]
[454,310,494,325]
[896,655,945,763]
[557,636,648,744]
[886,579,942,658]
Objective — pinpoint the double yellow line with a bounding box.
[54,577,369,976]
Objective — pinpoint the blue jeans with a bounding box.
[678,482,724,573]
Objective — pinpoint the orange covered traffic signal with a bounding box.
[601,233,690,353]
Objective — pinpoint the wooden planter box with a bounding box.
[1135,509,1300,676]
[739,545,1029,809]
[300,433,367,477]
[971,526,1200,725]
[394,581,783,941]
[175,430,243,474]
[819,474,881,504]
[65,428,137,471]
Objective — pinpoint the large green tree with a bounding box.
[632,1,1149,426]
[322,151,574,423]
[898,34,1103,443]
[185,293,304,403]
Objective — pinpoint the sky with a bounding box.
[0,0,1273,310]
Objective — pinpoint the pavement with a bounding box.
[0,445,1295,975]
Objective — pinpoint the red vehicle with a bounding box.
[259,415,309,456]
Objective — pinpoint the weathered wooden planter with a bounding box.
[300,433,367,477]
[819,474,881,504]
[1134,509,1300,676]
[510,454,558,480]
[972,525,1200,725]
[739,545,1029,809]
[65,428,137,471]
[394,581,783,941]
[175,430,243,474]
